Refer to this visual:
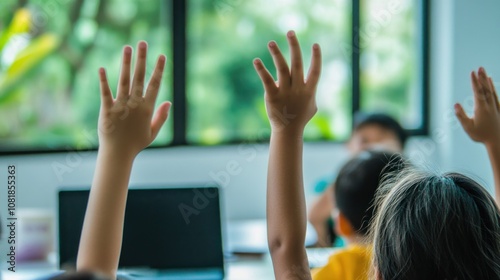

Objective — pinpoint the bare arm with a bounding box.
[77,42,170,279]
[486,143,500,203]
[308,185,334,247]
[455,67,500,204]
[254,31,322,280]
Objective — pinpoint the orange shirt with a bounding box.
[311,245,371,280]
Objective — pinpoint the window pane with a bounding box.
[360,0,423,129]
[0,0,172,151]
[187,0,352,144]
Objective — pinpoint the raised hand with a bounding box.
[256,31,321,280]
[77,42,170,279]
[455,67,500,146]
[253,31,322,136]
[455,67,500,206]
[98,41,171,157]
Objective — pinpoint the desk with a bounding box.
[1,249,337,279]
[1,255,275,280]
[227,219,318,254]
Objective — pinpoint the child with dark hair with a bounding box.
[350,112,407,153]
[259,52,500,279]
[48,271,109,280]
[372,171,500,279]
[371,68,500,279]
[312,150,406,280]
[309,112,407,247]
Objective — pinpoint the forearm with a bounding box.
[309,222,330,247]
[77,148,135,278]
[267,131,310,279]
[486,143,500,204]
[308,186,334,247]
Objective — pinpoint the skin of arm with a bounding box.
[455,67,500,204]
[253,30,322,280]
[308,184,334,247]
[76,41,171,279]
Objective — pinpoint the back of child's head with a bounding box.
[49,272,110,280]
[372,170,500,279]
[334,150,406,236]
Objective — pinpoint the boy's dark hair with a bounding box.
[334,150,406,235]
[49,272,109,280]
[353,113,407,148]
[373,171,500,279]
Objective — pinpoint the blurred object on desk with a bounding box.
[306,247,339,268]
[226,219,318,254]
[17,209,54,262]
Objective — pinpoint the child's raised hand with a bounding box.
[253,31,322,136]
[455,67,500,147]
[98,41,171,157]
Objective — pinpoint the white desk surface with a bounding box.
[1,248,338,280]
[1,255,275,280]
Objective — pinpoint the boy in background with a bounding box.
[311,150,406,280]
[309,113,407,246]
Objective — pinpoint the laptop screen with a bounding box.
[58,187,224,271]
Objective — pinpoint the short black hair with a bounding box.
[334,150,406,235]
[49,272,109,280]
[353,113,407,148]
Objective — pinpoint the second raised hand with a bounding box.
[455,67,500,146]
[98,41,171,157]
[253,31,322,135]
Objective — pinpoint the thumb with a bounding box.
[150,102,171,140]
[454,103,473,133]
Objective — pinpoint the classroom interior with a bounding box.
[1,0,500,279]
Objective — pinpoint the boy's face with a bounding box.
[347,124,403,155]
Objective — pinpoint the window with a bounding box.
[0,0,428,153]
[186,0,352,143]
[185,0,428,145]
[0,0,172,152]
[359,0,427,132]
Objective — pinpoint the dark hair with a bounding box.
[372,171,500,279]
[353,113,407,148]
[49,272,109,280]
[334,150,406,236]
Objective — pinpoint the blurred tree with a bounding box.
[0,0,172,150]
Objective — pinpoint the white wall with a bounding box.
[0,143,350,221]
[429,0,500,190]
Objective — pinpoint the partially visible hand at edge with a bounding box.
[455,67,500,148]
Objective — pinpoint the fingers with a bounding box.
[117,46,132,100]
[150,102,171,140]
[145,55,166,105]
[131,41,148,98]
[268,41,291,86]
[287,31,304,85]
[454,103,473,133]
[253,58,277,94]
[98,68,113,108]
[489,77,500,111]
[478,67,492,103]
[471,71,487,104]
[306,44,322,90]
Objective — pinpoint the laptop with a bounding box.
[58,186,224,280]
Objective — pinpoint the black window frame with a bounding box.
[0,0,429,155]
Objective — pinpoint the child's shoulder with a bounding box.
[328,244,371,263]
[312,245,372,280]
